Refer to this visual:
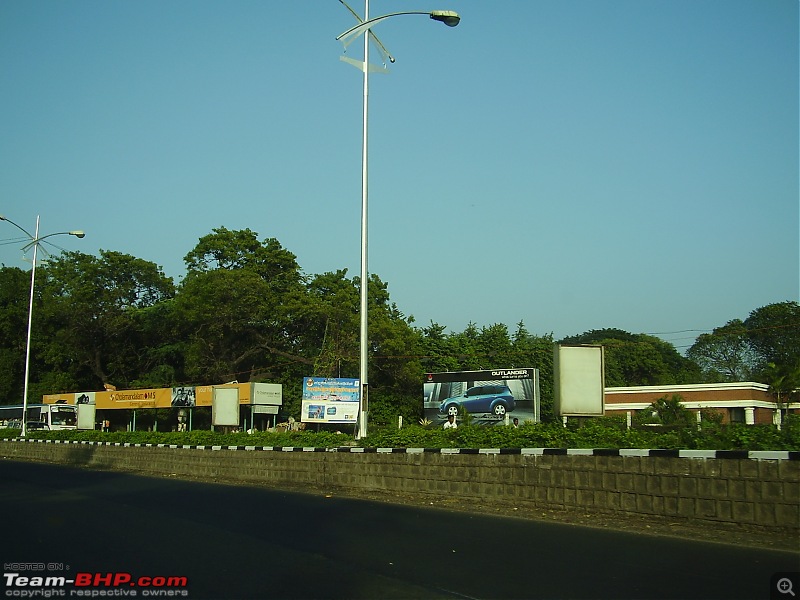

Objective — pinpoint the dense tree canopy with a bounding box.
[0,267,30,402]
[0,227,796,425]
[686,319,756,382]
[687,302,800,391]
[559,328,702,387]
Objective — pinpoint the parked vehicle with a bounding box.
[0,404,77,431]
[439,384,516,417]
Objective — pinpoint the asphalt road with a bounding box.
[1,460,797,600]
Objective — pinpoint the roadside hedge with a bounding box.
[3,415,798,451]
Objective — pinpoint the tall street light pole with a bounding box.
[336,2,460,439]
[0,215,85,437]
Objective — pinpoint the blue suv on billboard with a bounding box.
[439,384,516,417]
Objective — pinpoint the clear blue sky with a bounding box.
[1,0,797,351]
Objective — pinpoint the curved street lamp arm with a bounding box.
[21,230,86,253]
[336,10,459,44]
[0,215,35,240]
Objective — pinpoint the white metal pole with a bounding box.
[21,215,40,438]
[358,0,370,439]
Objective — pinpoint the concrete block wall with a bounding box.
[2,440,797,534]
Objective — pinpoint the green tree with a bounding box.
[175,268,313,384]
[447,322,484,371]
[762,362,800,423]
[184,227,302,293]
[418,321,461,374]
[560,329,700,386]
[687,319,756,382]
[306,270,359,378]
[744,301,800,378]
[637,394,694,427]
[176,228,310,385]
[364,274,423,396]
[510,324,555,420]
[0,267,31,403]
[36,251,175,395]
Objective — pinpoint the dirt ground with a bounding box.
[199,474,799,554]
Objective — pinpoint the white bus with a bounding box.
[0,403,78,431]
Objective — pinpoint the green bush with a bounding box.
[5,416,799,450]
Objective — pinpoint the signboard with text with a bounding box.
[301,377,359,424]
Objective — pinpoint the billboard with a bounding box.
[423,369,539,427]
[212,386,240,426]
[76,392,96,430]
[301,377,359,424]
[553,345,605,416]
[44,383,276,410]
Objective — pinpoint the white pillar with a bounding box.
[774,409,782,431]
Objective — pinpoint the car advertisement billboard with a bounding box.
[423,369,539,427]
[301,377,360,424]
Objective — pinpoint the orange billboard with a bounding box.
[44,384,261,409]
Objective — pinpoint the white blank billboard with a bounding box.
[212,386,240,426]
[553,345,605,416]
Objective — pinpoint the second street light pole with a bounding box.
[337,2,460,439]
[21,216,41,439]
[0,214,85,437]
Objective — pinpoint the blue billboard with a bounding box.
[301,377,360,424]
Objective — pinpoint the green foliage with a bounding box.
[0,224,795,444]
[692,423,784,451]
[362,424,444,448]
[367,391,421,428]
[560,329,701,386]
[745,301,800,372]
[638,395,696,427]
[686,303,800,385]
[780,414,800,449]
[8,415,799,451]
[687,319,755,382]
[20,427,355,448]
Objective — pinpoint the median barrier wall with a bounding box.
[2,439,798,535]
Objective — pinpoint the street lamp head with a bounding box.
[430,10,460,27]
[70,231,86,239]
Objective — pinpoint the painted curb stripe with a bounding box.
[2,438,797,459]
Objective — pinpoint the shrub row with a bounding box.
[3,415,798,451]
